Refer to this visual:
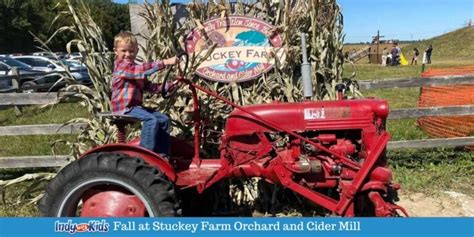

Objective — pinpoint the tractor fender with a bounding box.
[80,144,177,182]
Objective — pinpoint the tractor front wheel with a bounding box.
[38,152,179,217]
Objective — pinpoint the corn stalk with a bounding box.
[46,0,118,157]
[135,0,360,154]
[48,0,360,158]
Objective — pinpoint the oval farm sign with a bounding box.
[185,16,283,83]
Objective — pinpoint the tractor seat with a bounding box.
[96,112,141,125]
[96,112,142,143]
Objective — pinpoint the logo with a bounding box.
[55,219,109,234]
[304,108,326,120]
[304,107,352,120]
[185,15,283,83]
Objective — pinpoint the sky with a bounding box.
[114,0,474,43]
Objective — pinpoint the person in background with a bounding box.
[390,44,399,66]
[411,47,420,65]
[111,31,178,159]
[425,44,433,64]
[395,43,402,61]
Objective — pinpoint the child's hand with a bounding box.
[163,56,178,66]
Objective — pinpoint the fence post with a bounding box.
[10,68,23,115]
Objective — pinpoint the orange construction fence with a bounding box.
[421,64,474,77]
[417,84,474,150]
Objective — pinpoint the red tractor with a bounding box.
[39,54,408,217]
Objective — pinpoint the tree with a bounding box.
[0,0,130,54]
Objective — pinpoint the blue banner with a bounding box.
[0,217,472,237]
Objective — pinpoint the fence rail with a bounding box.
[387,136,474,150]
[0,123,86,136]
[1,135,473,168]
[0,92,73,106]
[359,75,474,90]
[1,104,473,136]
[0,155,71,169]
[388,105,474,119]
[1,75,473,168]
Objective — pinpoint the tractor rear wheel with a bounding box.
[38,152,179,217]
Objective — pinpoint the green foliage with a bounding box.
[0,0,130,53]
[0,0,54,53]
[85,0,131,48]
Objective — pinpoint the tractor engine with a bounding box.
[222,98,405,216]
[282,132,361,188]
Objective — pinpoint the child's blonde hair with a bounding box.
[114,31,138,48]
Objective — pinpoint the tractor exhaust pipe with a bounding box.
[301,33,313,100]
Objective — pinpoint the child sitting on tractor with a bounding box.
[111,31,178,158]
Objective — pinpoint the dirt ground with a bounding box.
[398,191,474,217]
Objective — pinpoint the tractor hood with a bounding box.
[224,99,389,136]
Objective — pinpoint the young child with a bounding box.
[411,47,419,65]
[111,31,178,157]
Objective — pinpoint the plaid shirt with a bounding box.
[111,59,165,114]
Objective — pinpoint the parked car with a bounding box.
[32,52,57,59]
[0,56,50,92]
[12,55,91,86]
[67,52,83,61]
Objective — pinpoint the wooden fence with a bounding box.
[1,76,473,168]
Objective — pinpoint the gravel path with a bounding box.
[398,191,474,217]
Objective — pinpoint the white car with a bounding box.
[12,55,91,85]
[13,55,65,72]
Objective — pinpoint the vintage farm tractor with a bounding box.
[39,52,408,217]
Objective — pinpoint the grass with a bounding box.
[364,87,420,108]
[0,135,78,157]
[0,103,90,126]
[401,26,474,60]
[344,58,474,81]
[389,148,474,195]
[0,103,87,157]
[0,187,42,217]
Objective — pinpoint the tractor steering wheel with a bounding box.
[160,48,188,99]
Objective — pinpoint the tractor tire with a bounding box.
[38,152,179,217]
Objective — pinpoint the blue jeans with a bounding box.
[125,106,170,155]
